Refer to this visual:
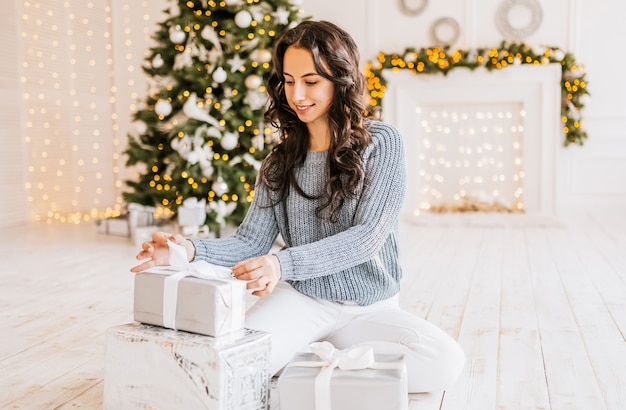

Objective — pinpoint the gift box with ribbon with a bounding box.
[133,240,246,337]
[278,341,408,410]
[104,323,271,410]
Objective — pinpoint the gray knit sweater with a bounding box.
[190,120,406,305]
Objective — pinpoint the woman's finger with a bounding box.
[170,233,186,245]
[253,282,273,297]
[245,276,268,291]
[152,231,171,244]
[130,259,154,273]
[232,261,261,279]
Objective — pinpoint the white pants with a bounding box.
[245,282,466,393]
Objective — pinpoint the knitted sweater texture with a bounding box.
[190,120,406,305]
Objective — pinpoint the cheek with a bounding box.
[317,84,334,105]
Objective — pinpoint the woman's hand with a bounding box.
[231,254,281,296]
[130,231,194,273]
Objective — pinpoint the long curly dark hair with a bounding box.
[260,20,372,222]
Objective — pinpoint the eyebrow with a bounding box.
[283,72,320,78]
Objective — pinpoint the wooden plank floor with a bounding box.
[1,212,625,409]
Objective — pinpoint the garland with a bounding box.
[365,41,589,146]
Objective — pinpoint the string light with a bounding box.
[20,1,160,223]
[412,104,525,214]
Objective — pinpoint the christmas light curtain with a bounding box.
[123,0,305,231]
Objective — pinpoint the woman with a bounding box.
[132,20,465,393]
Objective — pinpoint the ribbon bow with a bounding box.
[309,341,375,371]
[146,240,239,331]
[288,342,401,410]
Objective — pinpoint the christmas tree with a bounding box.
[123,0,305,232]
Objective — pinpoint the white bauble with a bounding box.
[154,99,172,116]
[212,175,229,196]
[224,0,241,5]
[212,67,227,83]
[234,10,253,28]
[244,74,262,90]
[134,121,148,134]
[221,132,239,150]
[152,54,164,69]
[169,25,186,44]
[553,49,565,61]
[200,25,216,42]
[257,49,272,63]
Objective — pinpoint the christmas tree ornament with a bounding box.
[252,130,265,151]
[227,54,246,72]
[200,25,221,49]
[212,67,228,83]
[256,49,272,63]
[134,121,148,134]
[209,199,238,226]
[183,93,220,127]
[219,98,233,112]
[154,99,172,116]
[169,25,186,44]
[244,90,267,110]
[272,7,290,25]
[221,132,239,150]
[171,134,192,157]
[174,46,193,70]
[212,175,229,196]
[234,10,253,28]
[224,0,242,5]
[152,54,164,69]
[244,74,263,90]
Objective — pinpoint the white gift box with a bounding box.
[131,225,160,248]
[96,204,156,238]
[278,342,408,410]
[128,202,156,227]
[95,215,131,237]
[104,323,271,410]
[133,240,246,337]
[178,197,207,227]
[133,270,246,337]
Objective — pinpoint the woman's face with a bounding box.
[282,46,334,131]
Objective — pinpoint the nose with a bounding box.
[293,82,306,102]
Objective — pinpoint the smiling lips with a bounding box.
[295,104,313,114]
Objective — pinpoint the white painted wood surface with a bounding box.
[1,212,625,409]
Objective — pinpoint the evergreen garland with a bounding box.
[366,41,589,147]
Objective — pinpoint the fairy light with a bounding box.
[19,1,165,223]
[413,103,525,214]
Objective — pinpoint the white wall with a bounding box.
[0,0,29,227]
[1,0,624,228]
[302,0,626,213]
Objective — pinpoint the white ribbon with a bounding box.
[145,240,241,332]
[287,341,405,410]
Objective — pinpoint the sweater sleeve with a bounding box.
[276,122,406,281]
[189,175,280,267]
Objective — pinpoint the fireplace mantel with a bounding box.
[382,64,562,220]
